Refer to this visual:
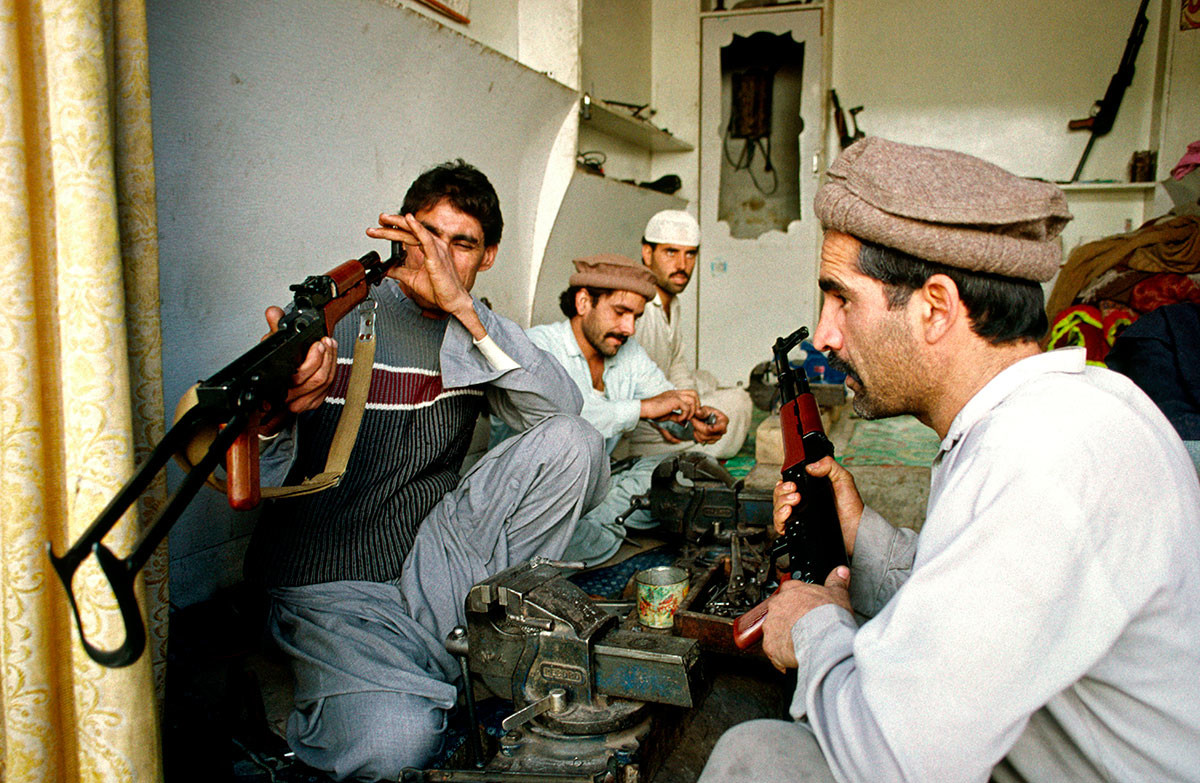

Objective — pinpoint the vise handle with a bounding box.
[501,688,567,732]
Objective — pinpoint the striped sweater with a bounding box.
[245,280,577,587]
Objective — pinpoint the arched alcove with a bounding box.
[697,8,826,387]
[718,31,806,239]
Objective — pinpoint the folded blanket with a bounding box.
[1047,215,1200,319]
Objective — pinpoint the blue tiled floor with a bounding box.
[568,546,679,598]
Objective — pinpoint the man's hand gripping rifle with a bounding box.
[731,326,848,649]
[47,245,404,668]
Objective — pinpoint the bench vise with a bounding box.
[617,452,743,543]
[465,561,701,722]
[431,560,703,781]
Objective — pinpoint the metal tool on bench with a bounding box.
[656,410,718,443]
[412,561,703,782]
[615,452,744,543]
[613,453,778,650]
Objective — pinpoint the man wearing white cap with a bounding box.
[614,209,753,460]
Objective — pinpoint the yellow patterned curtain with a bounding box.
[0,0,167,781]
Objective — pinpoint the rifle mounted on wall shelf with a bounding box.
[830,89,864,150]
[1067,0,1151,182]
[47,244,405,668]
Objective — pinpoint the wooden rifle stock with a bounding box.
[49,245,403,667]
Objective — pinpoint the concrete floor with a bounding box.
[648,658,793,782]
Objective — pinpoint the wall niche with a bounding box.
[717,31,806,240]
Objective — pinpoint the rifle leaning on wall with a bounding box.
[1067,0,1151,182]
[47,244,405,668]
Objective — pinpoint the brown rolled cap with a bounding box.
[814,137,1073,282]
[569,253,658,300]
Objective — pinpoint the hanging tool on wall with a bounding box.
[601,98,655,122]
[724,63,780,195]
[830,89,865,150]
[48,244,405,668]
[1066,0,1151,182]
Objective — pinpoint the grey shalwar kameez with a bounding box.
[251,284,608,780]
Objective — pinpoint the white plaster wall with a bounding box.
[147,0,577,606]
[386,0,520,59]
[531,173,687,328]
[577,0,656,184]
[1157,3,1200,210]
[389,0,585,92]
[582,0,652,104]
[829,0,1165,182]
[651,0,701,206]
[825,0,1196,288]
[652,0,703,382]
[519,0,583,88]
[516,0,585,322]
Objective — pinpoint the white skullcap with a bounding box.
[644,210,700,247]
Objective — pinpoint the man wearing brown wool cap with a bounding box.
[701,138,1200,782]
[493,253,729,566]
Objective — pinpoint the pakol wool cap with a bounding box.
[814,137,1073,282]
[570,253,658,300]
[644,210,701,247]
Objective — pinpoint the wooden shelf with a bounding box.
[700,1,824,18]
[1056,181,1158,192]
[582,102,694,153]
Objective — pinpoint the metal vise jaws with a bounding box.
[463,561,702,736]
[617,452,743,543]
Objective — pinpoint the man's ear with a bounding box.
[575,287,594,315]
[917,274,961,344]
[641,243,653,266]
[479,244,498,273]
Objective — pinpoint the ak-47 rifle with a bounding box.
[1067,0,1151,182]
[48,244,404,668]
[830,89,864,150]
[732,326,847,650]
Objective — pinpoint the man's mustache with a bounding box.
[825,352,861,386]
[606,332,628,344]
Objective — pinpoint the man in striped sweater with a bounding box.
[244,161,609,781]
